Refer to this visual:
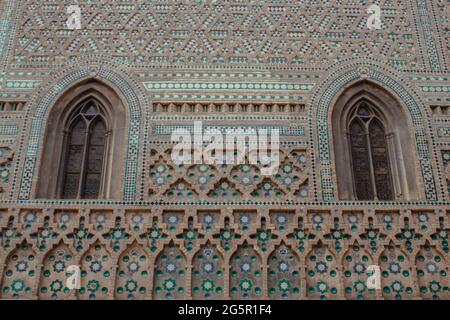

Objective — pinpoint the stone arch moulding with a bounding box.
[14,58,145,201]
[310,61,439,202]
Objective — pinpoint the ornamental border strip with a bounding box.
[0,0,16,89]
[143,81,314,92]
[412,0,446,71]
[149,94,305,102]
[0,199,449,208]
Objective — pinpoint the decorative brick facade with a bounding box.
[0,1,449,300]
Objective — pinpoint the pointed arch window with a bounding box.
[61,99,108,199]
[348,102,394,201]
[332,82,420,201]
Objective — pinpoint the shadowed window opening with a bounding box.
[348,102,394,201]
[61,99,108,199]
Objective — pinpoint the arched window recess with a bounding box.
[59,99,111,199]
[332,82,420,201]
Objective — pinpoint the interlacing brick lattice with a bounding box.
[0,206,448,300]
[146,145,310,203]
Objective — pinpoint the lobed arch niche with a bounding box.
[332,81,420,201]
[36,79,127,199]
